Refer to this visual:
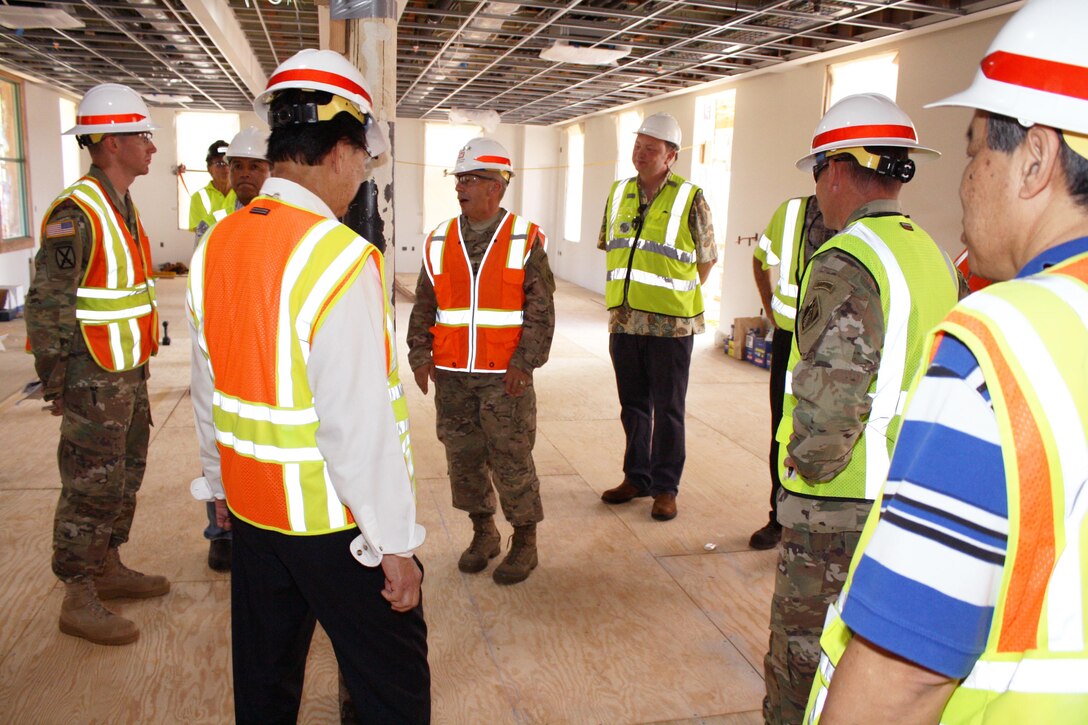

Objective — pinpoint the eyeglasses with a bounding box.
[209,160,228,168]
[117,131,154,143]
[812,159,831,183]
[454,173,496,186]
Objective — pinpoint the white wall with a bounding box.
[716,12,1008,336]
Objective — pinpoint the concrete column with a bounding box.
[321,1,404,293]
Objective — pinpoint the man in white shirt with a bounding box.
[187,50,429,724]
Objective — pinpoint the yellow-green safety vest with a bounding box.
[604,173,703,318]
[189,183,237,231]
[777,215,958,501]
[806,249,1088,724]
[756,196,810,331]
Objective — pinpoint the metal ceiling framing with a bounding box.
[0,0,1016,123]
[396,0,1017,125]
[0,0,317,112]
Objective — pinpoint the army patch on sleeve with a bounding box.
[798,295,822,336]
[53,243,76,270]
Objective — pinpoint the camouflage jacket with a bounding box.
[597,178,717,337]
[25,165,144,401]
[407,209,557,373]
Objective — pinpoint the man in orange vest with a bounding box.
[407,137,556,585]
[26,83,169,647]
[188,50,429,723]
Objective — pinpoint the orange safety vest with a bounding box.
[191,197,410,533]
[45,175,159,371]
[423,212,543,373]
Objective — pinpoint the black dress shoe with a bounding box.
[748,521,782,550]
[208,538,232,572]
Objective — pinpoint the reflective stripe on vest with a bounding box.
[603,174,703,317]
[759,197,807,329]
[778,216,958,501]
[423,212,537,373]
[805,252,1088,724]
[47,177,159,371]
[190,197,416,534]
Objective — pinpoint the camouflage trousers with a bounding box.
[52,355,150,583]
[434,370,543,526]
[763,526,861,725]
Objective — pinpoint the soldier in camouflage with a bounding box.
[25,83,170,647]
[598,112,717,522]
[762,94,960,725]
[407,137,555,585]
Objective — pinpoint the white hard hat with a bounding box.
[636,112,682,148]
[63,83,158,137]
[254,49,389,158]
[453,137,514,177]
[797,93,939,171]
[926,0,1088,140]
[226,126,269,162]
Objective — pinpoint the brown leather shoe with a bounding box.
[651,493,677,521]
[601,479,649,504]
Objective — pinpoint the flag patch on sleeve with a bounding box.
[45,219,76,239]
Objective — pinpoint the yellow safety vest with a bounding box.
[778,215,958,501]
[806,249,1088,724]
[604,173,703,318]
[756,196,810,331]
[189,183,237,231]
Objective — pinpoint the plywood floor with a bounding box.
[0,275,777,725]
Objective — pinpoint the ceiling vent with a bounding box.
[0,7,84,31]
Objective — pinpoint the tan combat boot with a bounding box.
[493,524,538,585]
[95,548,171,600]
[59,580,139,646]
[458,514,501,573]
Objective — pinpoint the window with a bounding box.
[825,52,899,111]
[422,121,480,232]
[0,76,30,246]
[690,89,736,328]
[59,98,81,188]
[176,111,241,229]
[563,124,584,242]
[615,110,642,179]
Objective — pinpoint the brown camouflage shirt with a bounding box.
[597,176,717,337]
[25,165,144,401]
[407,209,557,373]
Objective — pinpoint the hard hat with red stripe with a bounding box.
[453,137,515,179]
[796,93,939,172]
[254,49,389,158]
[63,83,158,139]
[926,0,1088,157]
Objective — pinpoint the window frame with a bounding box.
[0,72,33,253]
[563,124,584,243]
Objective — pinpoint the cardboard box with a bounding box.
[730,316,765,360]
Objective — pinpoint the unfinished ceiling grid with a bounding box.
[0,0,1017,124]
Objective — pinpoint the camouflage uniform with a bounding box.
[762,202,890,725]
[407,209,556,525]
[597,182,716,495]
[25,165,153,584]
